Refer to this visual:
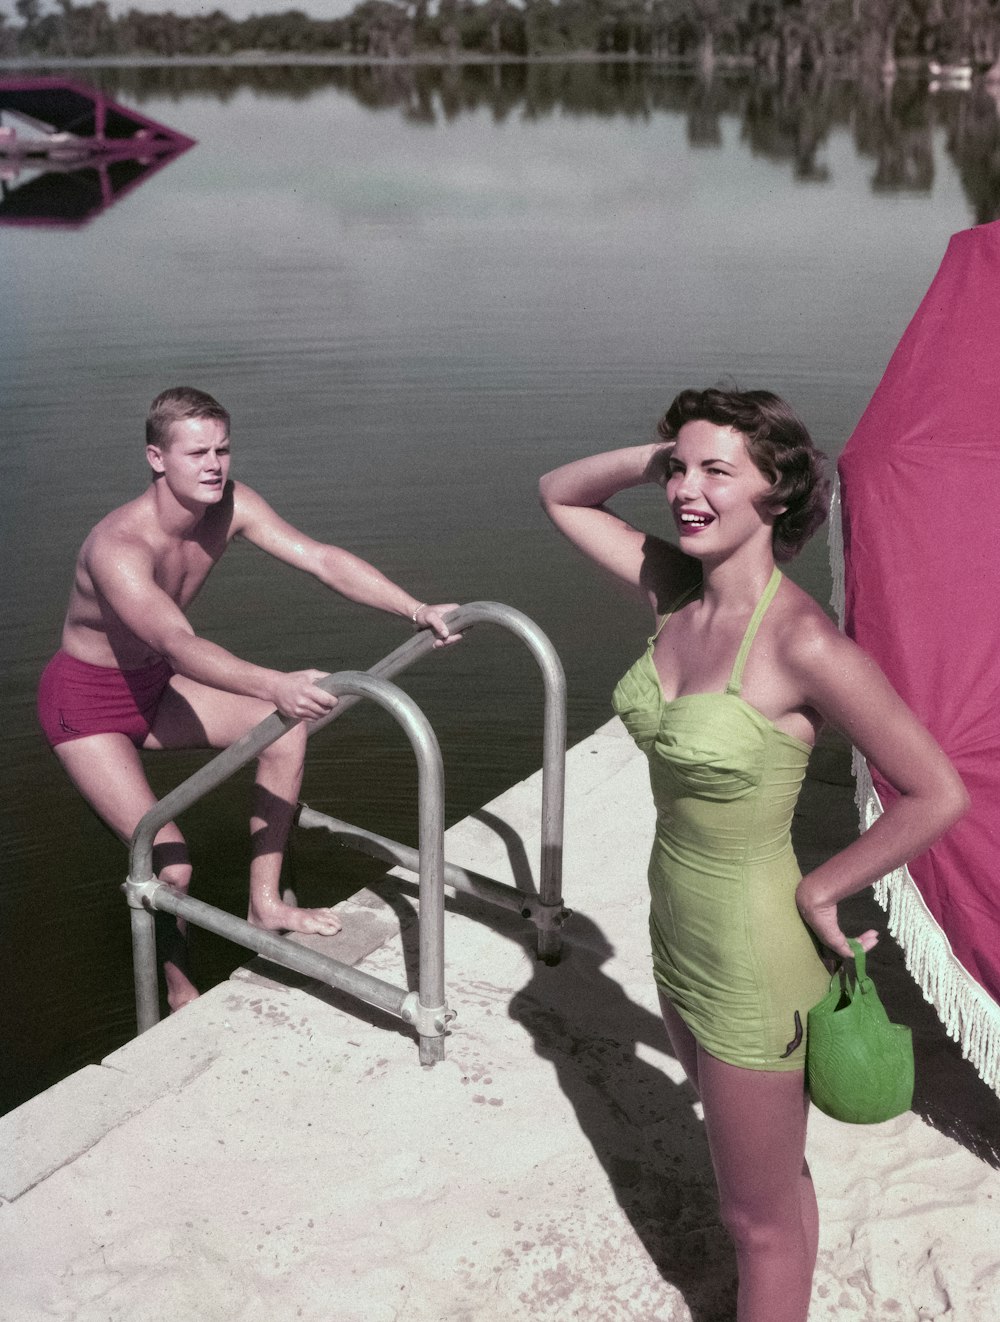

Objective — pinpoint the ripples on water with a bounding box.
[0,60,983,1111]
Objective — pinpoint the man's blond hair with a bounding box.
[146,387,230,450]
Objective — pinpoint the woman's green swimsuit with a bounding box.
[612,567,828,1071]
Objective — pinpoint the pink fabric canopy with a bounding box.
[836,221,1000,1088]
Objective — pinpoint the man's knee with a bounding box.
[152,839,192,890]
[260,720,308,766]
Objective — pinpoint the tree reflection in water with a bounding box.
[51,60,1000,221]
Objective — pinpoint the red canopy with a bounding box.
[835,220,1000,1091]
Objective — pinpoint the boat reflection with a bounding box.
[0,75,195,228]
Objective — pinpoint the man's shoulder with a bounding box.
[82,496,157,566]
[229,479,266,512]
[227,480,285,533]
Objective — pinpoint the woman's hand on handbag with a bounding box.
[796,876,878,960]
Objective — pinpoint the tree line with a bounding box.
[3,0,1000,73]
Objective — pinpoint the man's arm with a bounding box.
[87,535,335,721]
[231,482,459,645]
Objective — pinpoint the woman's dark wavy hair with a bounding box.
[656,387,830,562]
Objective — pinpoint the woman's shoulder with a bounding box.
[772,576,858,676]
[640,536,701,616]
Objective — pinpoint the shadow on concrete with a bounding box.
[509,916,737,1321]
[470,806,540,894]
[376,800,738,1321]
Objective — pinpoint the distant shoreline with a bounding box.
[4,52,693,69]
[0,50,936,72]
[0,51,934,74]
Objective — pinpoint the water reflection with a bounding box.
[0,76,195,226]
[20,59,998,222]
[741,76,837,180]
[0,146,192,227]
[949,83,1000,224]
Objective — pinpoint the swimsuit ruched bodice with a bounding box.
[613,567,828,1071]
[613,655,791,802]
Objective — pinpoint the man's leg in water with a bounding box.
[54,732,199,1011]
[147,675,342,937]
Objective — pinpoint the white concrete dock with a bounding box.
[2,720,998,1322]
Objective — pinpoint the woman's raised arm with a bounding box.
[539,444,682,603]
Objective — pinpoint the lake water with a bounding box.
[0,60,987,1112]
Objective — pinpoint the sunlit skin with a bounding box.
[53,412,460,1011]
[150,416,231,510]
[539,416,967,1322]
[665,420,779,568]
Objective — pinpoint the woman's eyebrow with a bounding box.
[669,454,736,468]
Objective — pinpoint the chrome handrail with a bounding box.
[123,602,567,1065]
[305,602,567,955]
[125,670,449,1064]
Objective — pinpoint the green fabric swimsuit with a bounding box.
[612,566,829,1071]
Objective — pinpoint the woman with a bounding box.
[538,387,967,1322]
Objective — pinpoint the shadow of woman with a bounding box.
[507,909,738,1322]
[375,801,738,1322]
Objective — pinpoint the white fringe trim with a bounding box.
[854,763,1000,1095]
[828,472,846,627]
[828,475,1000,1096]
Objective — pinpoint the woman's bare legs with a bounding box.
[699,1053,815,1322]
[659,990,702,1095]
[659,991,816,1322]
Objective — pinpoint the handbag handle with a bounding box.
[846,936,867,982]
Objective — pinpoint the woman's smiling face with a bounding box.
[665,420,779,560]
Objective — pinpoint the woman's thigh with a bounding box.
[697,1050,809,1226]
[658,989,702,1097]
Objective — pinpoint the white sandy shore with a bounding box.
[1,719,998,1321]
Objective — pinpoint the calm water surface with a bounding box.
[0,62,985,1111]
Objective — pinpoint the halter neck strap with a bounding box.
[725,567,783,696]
[649,580,700,644]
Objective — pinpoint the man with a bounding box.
[38,386,458,1010]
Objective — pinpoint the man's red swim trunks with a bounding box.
[37,650,174,748]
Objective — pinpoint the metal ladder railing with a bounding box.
[122,602,567,1066]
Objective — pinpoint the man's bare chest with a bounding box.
[153,539,223,606]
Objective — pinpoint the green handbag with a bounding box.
[806,938,914,1124]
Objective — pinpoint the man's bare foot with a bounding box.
[248,897,343,937]
[165,960,200,1012]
